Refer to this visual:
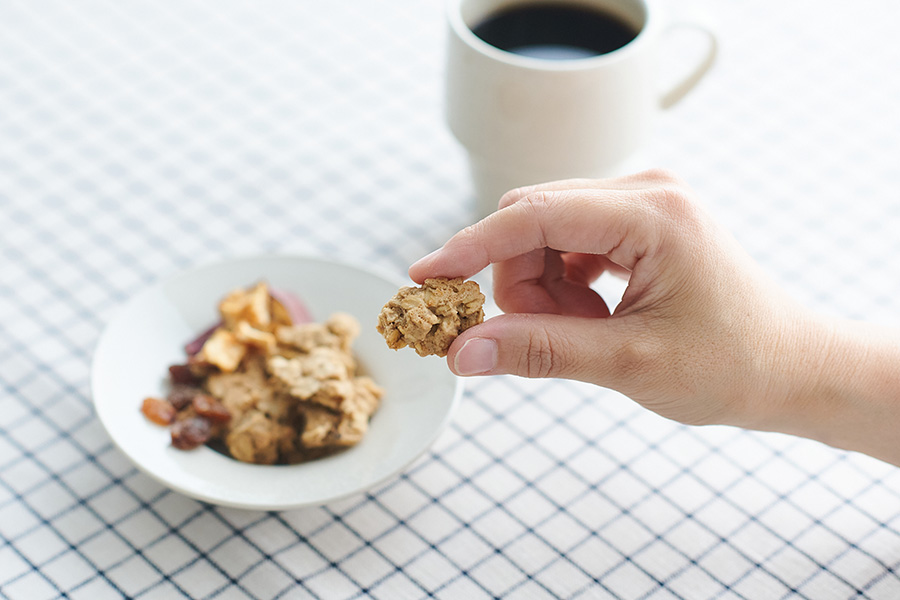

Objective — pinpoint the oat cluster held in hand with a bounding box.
[140,282,383,465]
[377,277,485,357]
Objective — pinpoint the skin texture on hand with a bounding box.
[409,170,900,465]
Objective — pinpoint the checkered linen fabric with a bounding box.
[2,1,900,598]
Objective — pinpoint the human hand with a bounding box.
[409,170,813,429]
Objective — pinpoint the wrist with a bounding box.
[755,313,900,466]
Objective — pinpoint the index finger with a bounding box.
[409,186,658,283]
[497,170,685,210]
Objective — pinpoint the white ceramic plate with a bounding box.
[91,254,462,510]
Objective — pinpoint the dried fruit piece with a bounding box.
[233,320,277,354]
[183,323,221,356]
[169,364,201,386]
[197,328,247,373]
[192,394,231,424]
[141,397,176,425]
[171,417,212,450]
[270,287,312,325]
[167,385,201,410]
[219,281,271,329]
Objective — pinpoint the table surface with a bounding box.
[2,1,900,599]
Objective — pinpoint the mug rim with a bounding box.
[447,0,657,71]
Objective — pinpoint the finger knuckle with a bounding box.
[520,190,554,213]
[521,188,584,222]
[640,167,683,185]
[640,181,698,228]
[609,333,666,385]
[517,192,557,245]
[498,185,534,209]
[656,186,694,219]
[518,326,559,379]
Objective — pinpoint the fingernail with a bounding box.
[454,337,498,376]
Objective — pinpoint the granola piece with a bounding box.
[298,405,341,447]
[205,355,272,421]
[376,277,485,357]
[335,411,370,446]
[310,378,355,412]
[267,347,353,402]
[197,328,247,373]
[280,444,343,465]
[267,352,333,400]
[302,375,383,417]
[299,405,369,448]
[276,315,361,358]
[256,391,292,422]
[349,376,384,417]
[225,410,296,465]
[275,323,343,353]
[326,313,360,352]
[307,345,356,379]
[267,355,321,400]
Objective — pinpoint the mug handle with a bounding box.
[659,5,718,110]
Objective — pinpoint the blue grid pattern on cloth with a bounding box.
[2,0,900,599]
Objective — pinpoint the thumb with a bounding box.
[447,313,638,384]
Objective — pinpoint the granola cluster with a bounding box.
[141,282,383,465]
[376,277,485,357]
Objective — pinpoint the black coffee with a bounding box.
[471,3,639,60]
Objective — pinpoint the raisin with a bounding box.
[141,397,176,426]
[169,364,201,386]
[168,385,200,410]
[171,417,212,450]
[192,394,231,423]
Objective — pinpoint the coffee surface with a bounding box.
[472,3,639,60]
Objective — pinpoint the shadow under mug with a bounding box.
[444,0,718,217]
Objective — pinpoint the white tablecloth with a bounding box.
[2,1,900,598]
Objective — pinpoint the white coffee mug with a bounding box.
[445,0,718,217]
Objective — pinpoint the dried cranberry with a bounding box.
[169,364,201,386]
[171,417,212,450]
[141,397,175,425]
[167,385,200,410]
[192,394,231,423]
[184,322,220,356]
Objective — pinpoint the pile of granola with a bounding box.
[141,282,383,465]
